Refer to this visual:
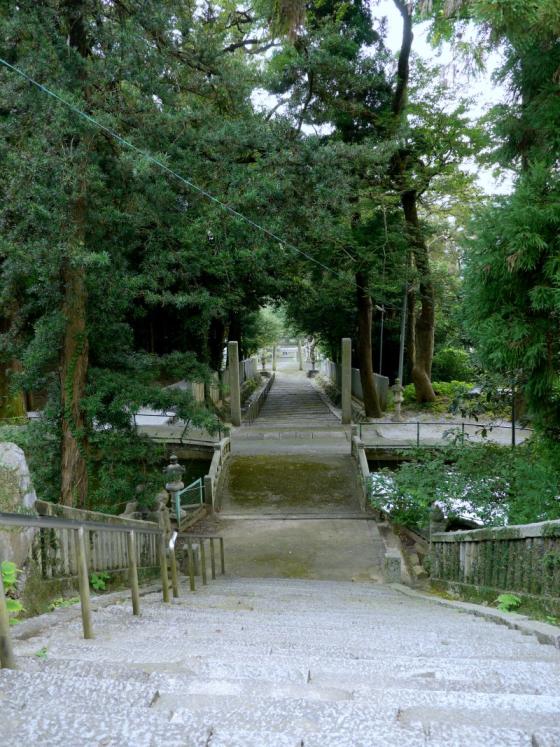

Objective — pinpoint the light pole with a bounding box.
[397,285,408,384]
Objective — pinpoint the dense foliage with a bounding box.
[0,0,558,511]
[369,438,560,532]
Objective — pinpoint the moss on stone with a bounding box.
[0,465,21,512]
[224,455,359,510]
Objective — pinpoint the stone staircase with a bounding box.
[234,370,349,456]
[245,370,338,428]
[3,577,560,746]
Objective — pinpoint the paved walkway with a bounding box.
[4,577,560,745]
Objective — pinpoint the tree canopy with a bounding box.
[1,0,559,506]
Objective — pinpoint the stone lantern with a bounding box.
[164,454,185,524]
[392,378,404,423]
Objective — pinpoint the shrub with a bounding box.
[368,439,560,531]
[432,348,475,382]
[403,380,473,408]
[1,561,24,623]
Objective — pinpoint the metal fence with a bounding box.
[358,420,533,448]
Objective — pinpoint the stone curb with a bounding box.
[11,581,165,641]
[390,583,560,649]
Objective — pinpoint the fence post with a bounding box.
[0,568,16,669]
[416,421,420,447]
[169,542,180,599]
[127,531,141,616]
[461,422,465,446]
[186,536,196,592]
[341,338,352,425]
[158,532,170,603]
[75,527,94,639]
[199,539,208,585]
[210,538,216,580]
[219,537,225,574]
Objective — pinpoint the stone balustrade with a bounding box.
[33,500,161,581]
[204,437,231,510]
[431,520,560,615]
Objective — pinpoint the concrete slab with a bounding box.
[211,516,384,581]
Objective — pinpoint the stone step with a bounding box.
[1,702,210,747]
[20,652,560,694]
[5,574,560,747]
[78,622,552,659]
[165,693,560,734]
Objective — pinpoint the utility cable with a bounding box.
[0,56,361,289]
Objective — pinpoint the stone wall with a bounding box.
[222,356,259,392]
[320,359,389,410]
[431,520,560,616]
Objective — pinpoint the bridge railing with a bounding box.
[243,372,275,425]
[431,520,560,615]
[358,420,532,448]
[203,437,231,509]
[133,413,225,444]
[0,510,226,669]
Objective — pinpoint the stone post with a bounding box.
[341,337,352,425]
[272,345,277,372]
[228,341,241,426]
[392,378,404,423]
[298,339,303,371]
[204,474,214,510]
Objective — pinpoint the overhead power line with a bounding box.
[0,56,362,289]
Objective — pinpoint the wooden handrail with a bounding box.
[0,510,226,669]
[0,511,162,534]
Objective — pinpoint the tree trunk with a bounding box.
[228,313,242,357]
[356,271,383,418]
[401,191,436,402]
[60,195,89,507]
[390,1,435,402]
[208,317,226,372]
[0,316,25,419]
[58,0,90,507]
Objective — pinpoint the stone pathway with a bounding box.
[4,577,560,746]
[234,369,348,456]
[216,367,382,580]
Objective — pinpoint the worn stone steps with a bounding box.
[4,577,560,745]
[19,650,560,693]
